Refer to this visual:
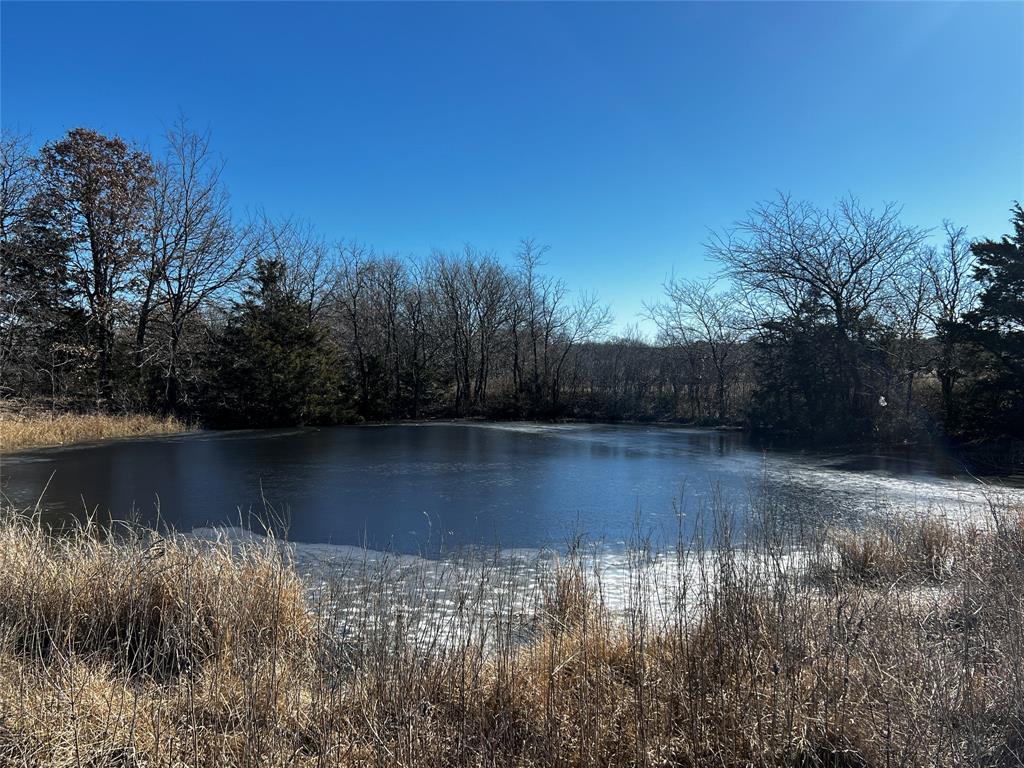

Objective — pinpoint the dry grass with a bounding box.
[0,404,190,453]
[1,502,1023,767]
[819,516,960,583]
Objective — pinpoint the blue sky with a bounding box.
[3,2,1022,332]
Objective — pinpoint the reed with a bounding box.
[0,499,1022,767]
[0,404,190,453]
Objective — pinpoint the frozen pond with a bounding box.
[1,422,1019,554]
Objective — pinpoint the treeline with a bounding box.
[650,196,1024,445]
[1,124,1021,444]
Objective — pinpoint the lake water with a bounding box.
[0,422,1018,555]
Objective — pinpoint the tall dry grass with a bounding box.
[0,499,1023,767]
[0,404,190,453]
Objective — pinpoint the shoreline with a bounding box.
[4,405,1020,483]
[0,406,193,454]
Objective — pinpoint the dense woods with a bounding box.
[2,125,1022,447]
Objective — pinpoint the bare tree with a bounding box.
[429,248,475,413]
[709,194,925,411]
[888,265,931,418]
[921,221,978,423]
[367,253,407,411]
[399,257,439,417]
[647,277,745,421]
[710,195,924,333]
[514,241,571,406]
[0,130,41,387]
[509,239,549,402]
[550,291,611,407]
[148,119,253,410]
[264,216,337,324]
[136,152,175,373]
[38,128,156,400]
[0,130,35,243]
[466,253,509,406]
[332,241,381,416]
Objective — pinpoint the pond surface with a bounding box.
[0,423,1018,554]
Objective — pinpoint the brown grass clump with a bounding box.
[821,516,961,583]
[0,502,1023,766]
[0,403,190,453]
[0,515,315,767]
[815,505,1024,586]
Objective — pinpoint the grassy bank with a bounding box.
[0,404,190,453]
[0,501,1022,767]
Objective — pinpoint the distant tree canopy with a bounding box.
[1,124,1021,448]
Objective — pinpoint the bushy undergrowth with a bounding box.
[1,500,1023,767]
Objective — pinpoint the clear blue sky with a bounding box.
[3,2,1022,333]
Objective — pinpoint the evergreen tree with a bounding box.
[962,204,1024,437]
[748,306,879,443]
[0,138,90,403]
[205,259,350,427]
